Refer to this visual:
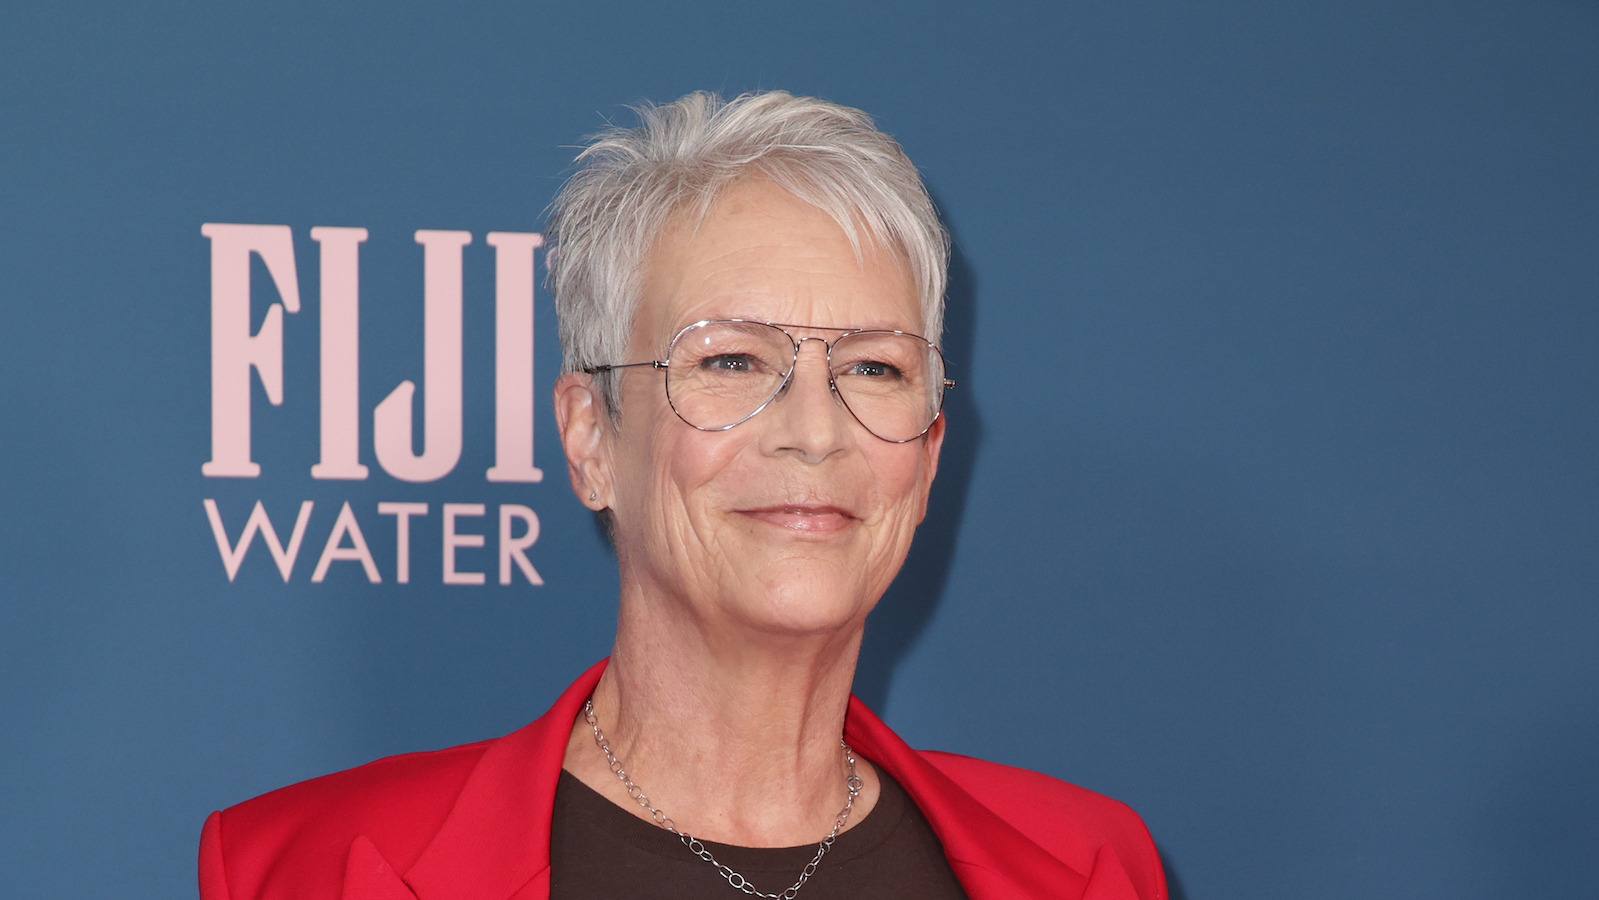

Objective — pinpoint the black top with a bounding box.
[550,766,970,899]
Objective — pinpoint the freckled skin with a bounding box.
[553,177,945,848]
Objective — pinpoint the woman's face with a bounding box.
[600,178,944,640]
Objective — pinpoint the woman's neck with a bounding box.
[560,588,881,847]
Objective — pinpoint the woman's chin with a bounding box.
[721,580,875,640]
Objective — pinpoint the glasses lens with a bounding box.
[830,332,945,441]
[666,321,794,430]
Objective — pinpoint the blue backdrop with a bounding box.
[2,2,1596,897]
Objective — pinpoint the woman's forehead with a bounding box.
[636,182,920,341]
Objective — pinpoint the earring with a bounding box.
[589,490,597,502]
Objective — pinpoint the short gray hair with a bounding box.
[546,90,950,412]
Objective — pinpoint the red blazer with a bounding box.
[200,660,1166,900]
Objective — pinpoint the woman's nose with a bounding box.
[762,338,849,462]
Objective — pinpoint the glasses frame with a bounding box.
[584,317,956,443]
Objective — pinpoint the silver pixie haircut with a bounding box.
[546,90,950,412]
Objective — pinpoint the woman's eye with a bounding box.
[702,354,757,373]
[845,360,901,379]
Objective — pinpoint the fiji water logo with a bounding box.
[201,224,548,586]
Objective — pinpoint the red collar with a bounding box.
[396,659,1100,900]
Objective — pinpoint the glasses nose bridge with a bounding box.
[792,333,835,357]
[773,334,843,407]
[789,334,840,385]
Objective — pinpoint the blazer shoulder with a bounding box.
[204,739,493,900]
[916,749,1166,899]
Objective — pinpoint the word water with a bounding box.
[203,499,543,586]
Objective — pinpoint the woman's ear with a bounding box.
[914,410,946,525]
[553,372,612,510]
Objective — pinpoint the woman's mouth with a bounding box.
[736,505,856,533]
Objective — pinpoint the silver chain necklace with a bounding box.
[582,698,863,900]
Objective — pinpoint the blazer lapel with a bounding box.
[343,836,421,900]
[844,695,1099,900]
[400,659,608,900]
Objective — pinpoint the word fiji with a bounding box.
[201,223,544,483]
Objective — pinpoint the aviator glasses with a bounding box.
[585,318,955,443]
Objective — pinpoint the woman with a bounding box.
[198,91,1166,900]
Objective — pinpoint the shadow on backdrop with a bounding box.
[1159,848,1189,900]
[855,216,983,712]
[1490,706,1599,898]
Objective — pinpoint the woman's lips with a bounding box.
[737,505,856,533]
